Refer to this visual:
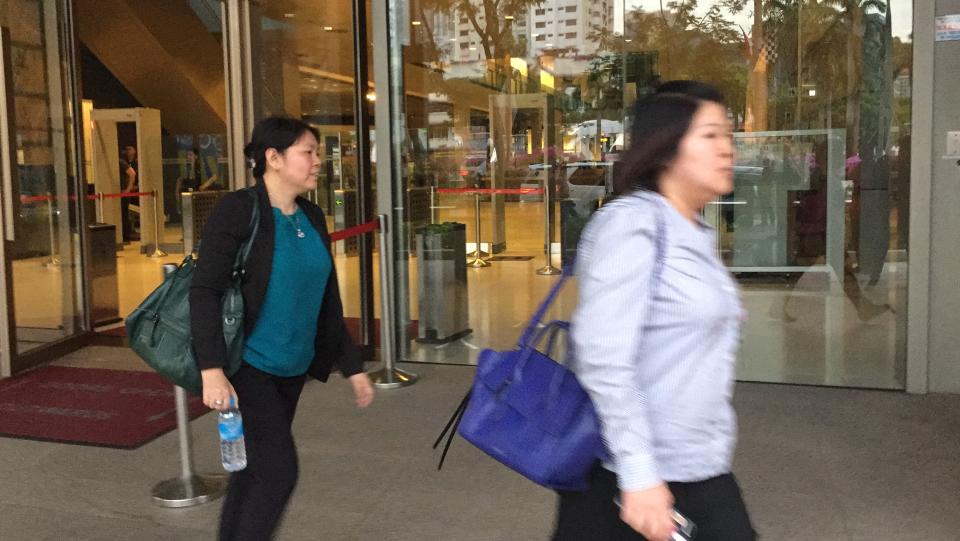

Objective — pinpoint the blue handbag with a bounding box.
[433,197,667,491]
[433,269,606,491]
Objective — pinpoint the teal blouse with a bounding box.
[242,207,332,376]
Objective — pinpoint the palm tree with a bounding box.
[745,0,768,130]
[823,0,887,156]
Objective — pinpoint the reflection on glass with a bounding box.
[394,0,910,388]
[166,134,228,224]
[1,0,83,354]
[251,2,369,330]
[76,1,230,249]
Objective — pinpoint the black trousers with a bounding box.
[219,363,306,541]
[120,199,136,241]
[553,464,757,541]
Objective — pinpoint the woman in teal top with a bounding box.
[243,206,332,377]
[191,117,374,541]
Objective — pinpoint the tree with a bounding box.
[420,0,544,63]
[617,1,749,126]
[824,0,887,155]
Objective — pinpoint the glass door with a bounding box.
[0,0,85,376]
[392,0,626,364]
[386,0,911,388]
[242,0,376,349]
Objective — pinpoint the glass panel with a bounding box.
[250,1,372,340]
[0,0,83,354]
[76,0,231,316]
[397,0,616,363]
[391,0,911,388]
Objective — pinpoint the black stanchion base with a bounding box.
[415,328,473,345]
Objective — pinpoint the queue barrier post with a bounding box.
[535,172,561,276]
[151,264,227,508]
[95,192,105,224]
[147,190,168,258]
[367,214,419,389]
[466,189,490,268]
[42,192,62,268]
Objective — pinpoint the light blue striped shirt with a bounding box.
[570,191,744,492]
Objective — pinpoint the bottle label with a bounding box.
[219,419,243,441]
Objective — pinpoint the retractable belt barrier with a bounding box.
[433,185,561,275]
[329,218,379,242]
[329,216,418,389]
[19,191,154,204]
[24,191,167,258]
[434,187,544,195]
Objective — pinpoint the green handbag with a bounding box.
[125,190,260,396]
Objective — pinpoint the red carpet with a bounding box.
[0,366,208,449]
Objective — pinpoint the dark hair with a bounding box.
[655,80,725,103]
[614,81,725,195]
[244,117,320,179]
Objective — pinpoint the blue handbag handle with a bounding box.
[516,195,667,350]
[511,320,571,398]
[517,272,574,348]
[512,319,570,379]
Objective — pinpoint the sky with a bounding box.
[616,1,914,41]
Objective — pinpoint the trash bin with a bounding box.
[86,223,120,325]
[560,198,599,267]
[415,222,471,344]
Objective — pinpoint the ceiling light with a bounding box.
[505,15,515,20]
[323,26,334,31]
[283,13,295,18]
[450,37,457,41]
[366,91,376,101]
[469,47,477,50]
[808,89,817,97]
[412,20,422,26]
[624,38,632,42]
[545,43,553,47]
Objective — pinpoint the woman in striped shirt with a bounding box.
[555,83,757,541]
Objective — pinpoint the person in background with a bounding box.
[190,117,375,541]
[555,83,757,541]
[119,145,139,242]
[175,147,221,217]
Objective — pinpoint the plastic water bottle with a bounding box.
[218,402,247,472]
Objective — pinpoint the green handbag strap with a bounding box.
[231,188,260,278]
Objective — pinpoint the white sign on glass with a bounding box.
[935,15,960,42]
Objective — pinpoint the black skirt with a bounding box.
[552,463,757,541]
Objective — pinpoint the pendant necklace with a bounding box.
[284,211,306,239]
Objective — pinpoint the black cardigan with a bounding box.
[189,181,363,381]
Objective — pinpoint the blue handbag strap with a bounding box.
[517,270,574,347]
[517,194,667,349]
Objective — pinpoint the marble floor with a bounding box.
[1,354,958,540]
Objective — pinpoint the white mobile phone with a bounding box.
[612,496,697,540]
